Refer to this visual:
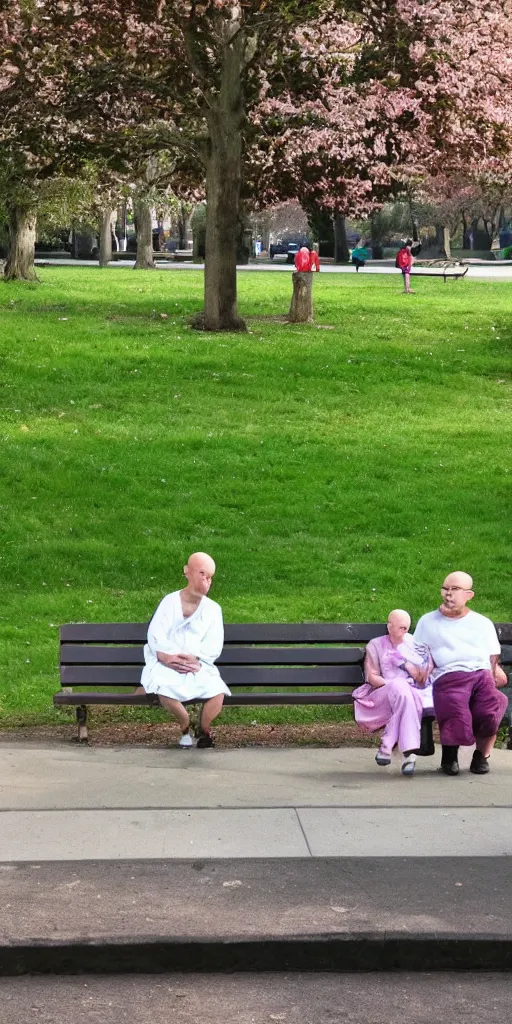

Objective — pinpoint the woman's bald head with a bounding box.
[387,609,411,644]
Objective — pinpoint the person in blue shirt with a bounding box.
[351,240,371,271]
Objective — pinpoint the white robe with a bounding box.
[140,591,230,702]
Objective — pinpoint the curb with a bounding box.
[2,934,512,976]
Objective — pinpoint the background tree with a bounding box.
[254,1,512,259]
[3,0,512,307]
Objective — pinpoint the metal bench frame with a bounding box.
[413,260,469,282]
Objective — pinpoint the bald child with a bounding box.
[140,552,230,748]
[414,571,508,776]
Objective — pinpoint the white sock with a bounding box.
[402,752,416,763]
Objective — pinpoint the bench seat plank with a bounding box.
[54,691,356,707]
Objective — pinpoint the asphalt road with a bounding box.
[2,973,512,1024]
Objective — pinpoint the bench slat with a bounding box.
[60,623,388,645]
[500,645,512,665]
[60,645,365,666]
[60,665,363,687]
[60,624,148,644]
[225,624,386,643]
[54,691,356,707]
[60,621,512,645]
[60,645,145,665]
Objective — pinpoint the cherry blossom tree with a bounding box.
[253,1,512,254]
[2,0,512,320]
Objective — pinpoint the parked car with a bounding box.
[269,239,311,260]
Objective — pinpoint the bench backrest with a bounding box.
[59,622,512,691]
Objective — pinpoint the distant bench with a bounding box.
[111,251,195,263]
[54,622,512,745]
[413,260,469,282]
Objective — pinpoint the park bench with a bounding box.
[114,250,193,262]
[412,260,469,282]
[54,621,512,745]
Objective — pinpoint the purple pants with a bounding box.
[433,670,508,746]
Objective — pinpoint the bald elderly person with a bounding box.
[139,553,230,748]
[353,610,432,776]
[414,571,508,776]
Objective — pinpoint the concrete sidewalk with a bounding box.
[1,742,512,975]
[1,743,512,861]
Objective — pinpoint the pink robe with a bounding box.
[353,634,426,755]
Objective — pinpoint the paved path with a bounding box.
[3,973,512,1024]
[34,257,512,279]
[1,744,511,861]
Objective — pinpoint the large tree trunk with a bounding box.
[99,207,114,268]
[202,27,245,331]
[370,214,383,260]
[177,203,190,251]
[3,206,38,281]
[442,226,452,259]
[133,198,155,269]
[118,200,128,251]
[288,272,314,323]
[333,215,350,263]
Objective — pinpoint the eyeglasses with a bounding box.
[441,586,472,594]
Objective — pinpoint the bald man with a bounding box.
[414,572,508,776]
[140,553,230,748]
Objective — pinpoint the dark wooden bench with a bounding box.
[54,622,512,744]
[110,251,194,263]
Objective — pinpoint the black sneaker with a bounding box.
[440,745,459,776]
[196,730,214,749]
[470,750,490,775]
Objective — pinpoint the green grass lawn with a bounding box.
[0,266,511,728]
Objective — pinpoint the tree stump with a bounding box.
[288,271,314,323]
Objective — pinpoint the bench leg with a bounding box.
[76,705,88,743]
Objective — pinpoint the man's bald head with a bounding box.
[442,570,473,590]
[440,570,474,617]
[187,552,216,575]
[387,609,411,644]
[184,552,216,597]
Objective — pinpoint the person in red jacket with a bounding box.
[309,246,320,272]
[395,239,415,293]
[294,246,320,272]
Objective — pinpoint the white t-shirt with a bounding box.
[413,609,500,681]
